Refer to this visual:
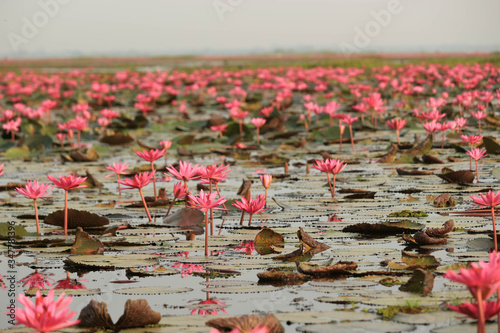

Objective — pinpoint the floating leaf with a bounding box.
[70,227,104,255]
[296,260,358,277]
[437,170,474,184]
[126,266,179,277]
[399,268,434,295]
[433,193,456,207]
[45,209,109,229]
[100,133,134,145]
[378,143,398,163]
[481,136,500,154]
[65,254,160,269]
[257,268,311,284]
[0,222,28,239]
[343,221,424,235]
[401,251,440,268]
[206,314,284,333]
[78,299,161,330]
[5,146,30,159]
[114,286,193,295]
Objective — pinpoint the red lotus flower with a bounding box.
[165,182,190,217]
[471,110,487,136]
[251,118,266,143]
[118,171,155,221]
[471,190,500,251]
[210,124,228,138]
[0,163,4,176]
[466,147,488,183]
[15,180,53,234]
[447,301,500,320]
[423,121,439,134]
[167,161,200,183]
[198,164,231,185]
[312,159,347,198]
[47,174,87,236]
[232,194,267,226]
[386,118,407,145]
[106,162,130,196]
[15,289,80,332]
[136,149,165,201]
[188,190,227,256]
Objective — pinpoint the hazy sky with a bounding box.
[0,0,499,58]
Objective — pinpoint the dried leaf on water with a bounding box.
[206,314,284,333]
[296,260,358,277]
[70,227,104,255]
[399,268,434,296]
[78,299,161,330]
[44,209,109,229]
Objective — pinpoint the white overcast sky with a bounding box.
[0,0,498,58]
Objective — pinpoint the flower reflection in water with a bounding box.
[54,272,87,289]
[234,240,255,255]
[19,270,55,290]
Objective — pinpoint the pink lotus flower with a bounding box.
[471,110,487,135]
[2,117,21,141]
[167,161,200,194]
[444,251,500,332]
[466,148,487,183]
[251,118,266,143]
[165,182,190,217]
[340,114,358,152]
[447,301,500,321]
[105,162,129,196]
[0,163,4,177]
[210,124,228,138]
[15,289,80,332]
[15,180,53,234]
[471,190,500,251]
[232,194,267,226]
[386,118,407,145]
[118,171,156,221]
[188,190,227,256]
[260,174,272,204]
[136,149,165,201]
[47,174,87,236]
[312,159,347,198]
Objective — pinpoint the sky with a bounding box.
[0,0,499,59]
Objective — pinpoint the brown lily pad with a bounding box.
[399,268,434,296]
[255,228,284,255]
[425,219,454,238]
[396,168,434,176]
[401,251,440,269]
[422,154,443,164]
[257,268,311,284]
[78,299,161,330]
[297,227,330,254]
[100,133,134,145]
[44,209,109,229]
[433,193,456,207]
[412,230,448,245]
[378,143,399,163]
[163,207,204,234]
[206,313,284,333]
[71,227,104,255]
[296,260,358,277]
[343,220,424,235]
[437,170,474,184]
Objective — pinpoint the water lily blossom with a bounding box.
[136,148,165,201]
[15,289,80,333]
[232,194,267,226]
[471,190,500,251]
[105,162,130,196]
[386,118,407,145]
[47,174,87,236]
[15,180,53,234]
[466,148,487,183]
[118,171,156,221]
[188,190,227,256]
[250,117,266,143]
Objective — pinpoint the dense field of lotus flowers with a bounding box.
[1,60,500,332]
